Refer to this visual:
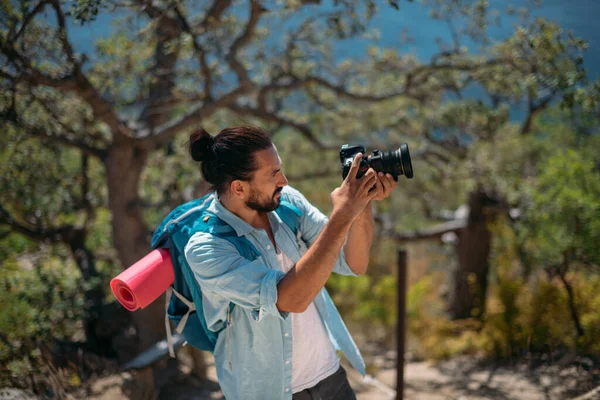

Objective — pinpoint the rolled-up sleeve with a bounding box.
[184,232,289,321]
[283,186,358,277]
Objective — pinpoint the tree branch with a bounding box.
[23,123,107,159]
[138,2,182,129]
[173,5,215,101]
[26,90,110,154]
[256,71,422,119]
[388,219,467,243]
[141,86,249,146]
[50,0,77,65]
[228,104,338,150]
[19,69,126,138]
[176,0,233,101]
[0,69,17,81]
[294,75,422,102]
[13,1,49,42]
[520,92,554,135]
[79,154,96,224]
[197,0,232,32]
[1,2,128,139]
[406,59,504,90]
[226,0,264,88]
[263,58,489,106]
[0,205,71,243]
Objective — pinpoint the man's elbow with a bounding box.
[276,298,309,314]
[349,262,368,276]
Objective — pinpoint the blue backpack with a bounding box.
[151,192,303,357]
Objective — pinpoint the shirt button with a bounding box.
[285,388,290,392]
[267,245,271,250]
[284,333,289,337]
[285,360,290,365]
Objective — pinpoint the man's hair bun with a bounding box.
[187,125,273,195]
[189,128,215,162]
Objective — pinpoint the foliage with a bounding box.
[0,252,86,388]
[523,146,600,268]
[405,112,600,360]
[328,273,398,340]
[408,268,600,361]
[0,0,599,391]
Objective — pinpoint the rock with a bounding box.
[0,388,37,400]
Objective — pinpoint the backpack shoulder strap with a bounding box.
[152,193,214,248]
[198,212,260,261]
[276,199,303,236]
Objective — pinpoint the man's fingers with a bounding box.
[345,153,363,182]
[374,173,384,196]
[369,183,381,200]
[377,172,387,193]
[361,169,377,191]
[386,173,398,192]
[368,172,398,201]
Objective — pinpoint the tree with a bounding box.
[0,0,591,389]
[0,0,415,358]
[369,1,589,320]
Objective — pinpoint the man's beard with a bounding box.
[246,187,283,213]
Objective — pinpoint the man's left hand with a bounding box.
[372,172,397,201]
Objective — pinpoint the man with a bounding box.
[184,125,397,399]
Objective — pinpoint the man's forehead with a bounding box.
[255,146,281,170]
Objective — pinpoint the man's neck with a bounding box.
[219,193,269,230]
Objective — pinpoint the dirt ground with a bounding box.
[348,356,600,400]
[3,353,599,400]
[80,353,600,400]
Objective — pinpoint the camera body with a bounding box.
[340,144,414,181]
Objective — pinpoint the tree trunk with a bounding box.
[105,138,215,388]
[558,267,585,338]
[105,139,165,355]
[66,233,116,356]
[448,189,493,320]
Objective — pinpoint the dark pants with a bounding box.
[292,366,356,400]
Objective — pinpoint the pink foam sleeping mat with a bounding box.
[110,248,174,311]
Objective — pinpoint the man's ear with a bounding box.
[230,180,248,198]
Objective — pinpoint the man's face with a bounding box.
[245,145,288,212]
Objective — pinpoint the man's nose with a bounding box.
[278,173,289,187]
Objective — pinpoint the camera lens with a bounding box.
[399,143,413,178]
[340,143,413,181]
[380,144,413,179]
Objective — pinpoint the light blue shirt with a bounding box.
[184,186,366,400]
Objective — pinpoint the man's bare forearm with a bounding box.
[343,203,374,275]
[276,211,353,313]
[276,152,379,313]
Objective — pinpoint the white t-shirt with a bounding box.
[276,248,340,393]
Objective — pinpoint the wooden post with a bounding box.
[396,250,407,400]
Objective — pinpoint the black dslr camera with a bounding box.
[340,144,413,181]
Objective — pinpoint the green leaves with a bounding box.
[0,254,86,385]
[527,146,600,267]
[68,0,104,24]
[1,0,598,375]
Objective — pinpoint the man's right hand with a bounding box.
[330,153,379,222]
